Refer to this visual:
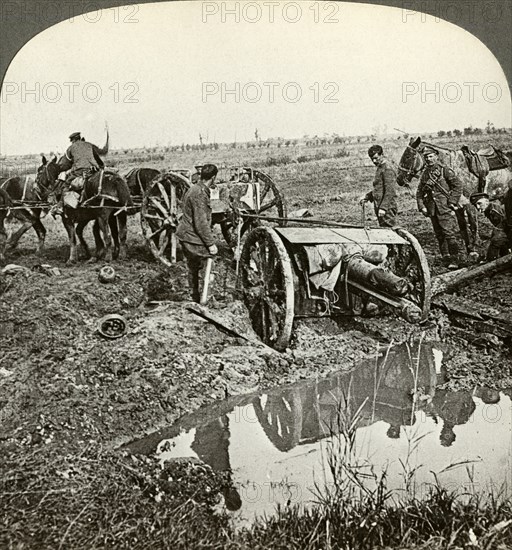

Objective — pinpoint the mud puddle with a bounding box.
[125,340,512,526]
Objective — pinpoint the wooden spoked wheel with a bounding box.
[140,172,190,267]
[386,227,431,322]
[240,227,295,350]
[253,169,287,222]
[220,169,287,247]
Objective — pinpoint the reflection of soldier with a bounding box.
[431,390,476,447]
[191,416,241,511]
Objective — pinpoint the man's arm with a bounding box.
[416,177,426,211]
[191,190,215,248]
[378,166,397,210]
[443,167,463,207]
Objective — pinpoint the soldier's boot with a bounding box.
[442,255,452,268]
[447,240,467,270]
[188,271,201,303]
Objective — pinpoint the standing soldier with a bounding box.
[361,145,398,227]
[470,192,511,260]
[416,146,467,270]
[176,163,218,302]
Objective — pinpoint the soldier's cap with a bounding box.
[469,192,489,205]
[194,165,203,170]
[69,132,81,141]
[422,145,439,156]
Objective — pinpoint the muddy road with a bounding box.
[1,164,511,547]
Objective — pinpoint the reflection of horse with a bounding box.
[0,167,57,260]
[396,137,485,253]
[36,156,133,263]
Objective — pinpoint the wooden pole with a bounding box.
[431,254,512,296]
[200,258,213,305]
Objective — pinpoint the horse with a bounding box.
[0,163,59,258]
[36,155,133,264]
[0,187,13,263]
[124,167,161,197]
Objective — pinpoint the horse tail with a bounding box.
[114,175,133,207]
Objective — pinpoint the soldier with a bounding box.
[470,192,511,260]
[360,144,398,227]
[51,131,108,216]
[176,163,218,302]
[416,146,467,269]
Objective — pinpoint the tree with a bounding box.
[437,130,446,137]
[453,129,462,137]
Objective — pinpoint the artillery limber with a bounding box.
[240,224,431,351]
[140,166,286,267]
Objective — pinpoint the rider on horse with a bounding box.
[52,132,108,216]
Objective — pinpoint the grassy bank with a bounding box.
[1,443,511,549]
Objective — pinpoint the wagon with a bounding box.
[239,224,431,350]
[140,166,287,267]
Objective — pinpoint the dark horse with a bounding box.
[36,156,133,264]
[124,167,161,197]
[396,137,486,254]
[0,165,59,261]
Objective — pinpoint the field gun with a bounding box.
[239,224,431,350]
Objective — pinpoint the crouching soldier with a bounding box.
[176,163,218,302]
[470,192,511,260]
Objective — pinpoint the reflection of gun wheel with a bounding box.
[253,390,303,452]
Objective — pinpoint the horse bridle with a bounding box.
[397,145,423,181]
[36,163,61,200]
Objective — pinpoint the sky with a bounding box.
[0,0,511,155]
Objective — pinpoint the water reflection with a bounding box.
[125,341,512,522]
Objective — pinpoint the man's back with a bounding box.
[66,140,103,172]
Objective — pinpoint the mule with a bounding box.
[36,156,133,264]
[0,160,60,259]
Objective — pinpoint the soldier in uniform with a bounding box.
[470,192,511,260]
[52,131,108,215]
[361,144,398,227]
[416,146,467,269]
[176,163,218,302]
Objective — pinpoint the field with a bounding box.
[1,133,512,548]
